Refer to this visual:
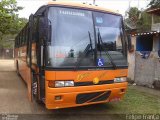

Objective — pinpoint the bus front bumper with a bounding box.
[45,82,128,109]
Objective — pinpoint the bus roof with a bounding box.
[46,1,121,15]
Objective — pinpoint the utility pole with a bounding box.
[93,0,95,5]
[138,0,140,9]
[128,0,132,9]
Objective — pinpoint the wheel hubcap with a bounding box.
[33,82,37,95]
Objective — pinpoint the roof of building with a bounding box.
[131,31,160,36]
[35,1,121,16]
[146,7,160,16]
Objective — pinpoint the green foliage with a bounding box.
[106,86,160,114]
[128,7,140,20]
[0,34,15,48]
[137,11,152,32]
[10,16,28,34]
[0,0,23,35]
[124,7,141,30]
[125,7,152,32]
[0,0,28,48]
[148,0,160,8]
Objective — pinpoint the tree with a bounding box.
[0,0,27,48]
[125,7,152,32]
[10,16,28,34]
[125,7,141,30]
[137,11,152,32]
[148,0,160,8]
[128,7,140,20]
[0,0,23,34]
[0,17,28,49]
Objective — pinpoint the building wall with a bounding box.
[155,58,160,80]
[153,35,160,51]
[153,34,160,85]
[128,36,136,81]
[134,52,156,88]
[128,34,160,88]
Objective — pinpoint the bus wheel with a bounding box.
[32,72,41,103]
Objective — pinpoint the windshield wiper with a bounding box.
[74,31,94,70]
[97,29,117,69]
[88,31,95,57]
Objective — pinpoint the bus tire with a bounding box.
[32,72,42,103]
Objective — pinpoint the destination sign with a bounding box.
[59,10,85,17]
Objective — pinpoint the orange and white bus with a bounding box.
[14,1,129,109]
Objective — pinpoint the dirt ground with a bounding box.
[0,59,15,72]
[0,59,159,120]
[0,60,124,120]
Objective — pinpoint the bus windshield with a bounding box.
[46,7,127,68]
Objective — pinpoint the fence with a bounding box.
[0,48,14,59]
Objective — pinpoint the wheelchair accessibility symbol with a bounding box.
[97,58,104,67]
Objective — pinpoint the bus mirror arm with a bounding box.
[41,38,46,46]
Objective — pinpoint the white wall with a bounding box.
[128,36,136,81]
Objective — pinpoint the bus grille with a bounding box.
[76,91,111,104]
[75,80,114,86]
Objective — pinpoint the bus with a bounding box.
[14,1,129,109]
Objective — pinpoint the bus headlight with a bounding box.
[114,77,127,83]
[49,81,74,88]
[55,81,65,87]
[64,81,74,87]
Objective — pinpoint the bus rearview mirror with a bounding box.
[29,14,34,28]
[39,18,52,45]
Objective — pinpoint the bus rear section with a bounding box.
[14,2,129,109]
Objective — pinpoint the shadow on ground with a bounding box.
[0,60,126,120]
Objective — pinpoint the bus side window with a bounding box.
[21,30,23,46]
[15,37,17,48]
[23,29,25,45]
[27,24,31,66]
[32,17,38,42]
[16,38,17,48]
[26,26,28,45]
[23,28,26,46]
[31,17,39,65]
[19,32,22,47]
[18,36,20,48]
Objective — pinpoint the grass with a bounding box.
[41,86,160,120]
[105,86,160,114]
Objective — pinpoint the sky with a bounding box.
[16,0,150,18]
